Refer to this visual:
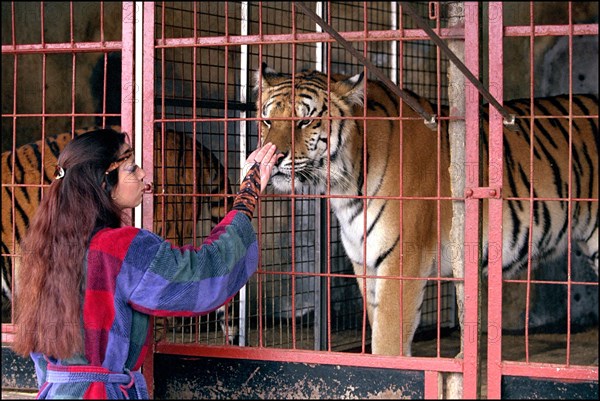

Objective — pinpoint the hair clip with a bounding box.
[54,165,65,180]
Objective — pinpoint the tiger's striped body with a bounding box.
[1,127,232,329]
[480,97,599,280]
[2,129,78,320]
[256,63,598,356]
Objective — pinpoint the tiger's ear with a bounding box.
[254,62,285,92]
[333,72,365,107]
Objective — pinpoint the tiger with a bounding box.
[255,63,599,357]
[1,126,237,344]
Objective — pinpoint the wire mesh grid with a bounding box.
[1,1,124,325]
[150,1,457,352]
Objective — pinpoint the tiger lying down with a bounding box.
[1,126,239,345]
[256,63,599,356]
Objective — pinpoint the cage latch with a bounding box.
[465,187,502,199]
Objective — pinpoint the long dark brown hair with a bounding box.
[13,128,128,359]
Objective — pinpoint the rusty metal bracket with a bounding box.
[424,115,438,130]
[464,187,502,199]
[400,2,521,132]
[294,2,438,131]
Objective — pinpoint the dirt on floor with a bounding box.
[412,326,598,398]
[413,326,598,363]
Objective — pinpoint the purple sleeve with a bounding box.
[118,210,258,317]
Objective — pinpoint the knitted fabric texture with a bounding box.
[232,163,261,218]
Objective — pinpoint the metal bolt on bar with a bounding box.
[295,2,438,131]
[400,1,520,132]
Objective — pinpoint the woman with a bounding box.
[12,128,279,399]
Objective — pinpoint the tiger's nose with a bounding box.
[275,151,288,167]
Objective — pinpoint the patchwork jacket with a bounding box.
[31,209,258,399]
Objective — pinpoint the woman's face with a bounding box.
[110,146,146,209]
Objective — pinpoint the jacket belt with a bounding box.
[46,364,148,399]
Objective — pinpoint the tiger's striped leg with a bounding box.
[578,235,599,278]
[364,275,428,356]
[216,302,239,345]
[363,250,429,357]
[574,199,599,278]
[1,264,11,322]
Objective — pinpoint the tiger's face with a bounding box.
[256,63,364,195]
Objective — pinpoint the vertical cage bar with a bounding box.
[314,0,325,352]
[133,0,144,228]
[462,2,481,398]
[486,2,505,398]
[565,2,574,367]
[523,1,535,364]
[290,0,298,350]
[141,1,155,232]
[140,1,155,396]
[238,0,249,348]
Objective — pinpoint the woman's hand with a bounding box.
[243,142,280,193]
[233,143,281,219]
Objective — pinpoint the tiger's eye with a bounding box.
[298,120,312,128]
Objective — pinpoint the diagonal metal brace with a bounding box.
[400,2,520,132]
[295,2,438,131]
